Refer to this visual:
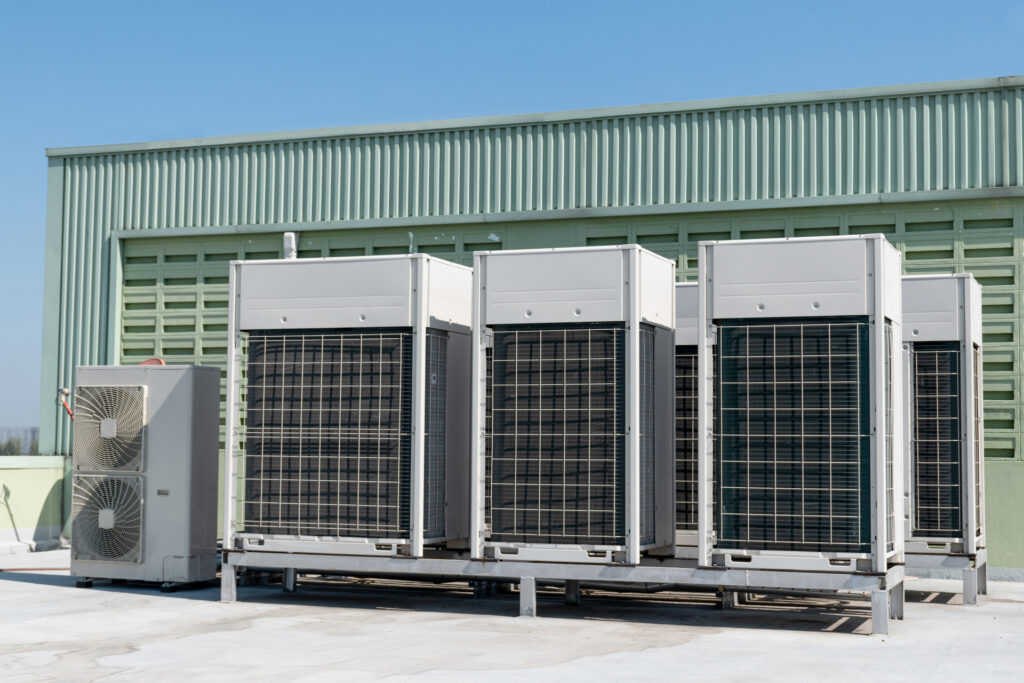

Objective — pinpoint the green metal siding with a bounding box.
[54,84,1024,232]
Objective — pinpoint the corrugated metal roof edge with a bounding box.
[46,75,1024,158]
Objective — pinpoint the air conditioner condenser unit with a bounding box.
[697,235,905,575]
[902,273,987,601]
[222,254,472,560]
[70,364,220,587]
[471,245,676,565]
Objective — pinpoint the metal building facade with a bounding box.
[40,76,1024,568]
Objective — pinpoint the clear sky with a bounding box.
[1,0,1022,430]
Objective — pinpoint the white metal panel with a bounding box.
[426,258,473,328]
[968,276,983,346]
[675,283,698,345]
[237,257,413,330]
[638,250,675,328]
[903,275,962,342]
[881,238,903,322]
[707,237,872,319]
[480,248,625,325]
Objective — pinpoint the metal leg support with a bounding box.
[870,590,889,635]
[283,567,297,593]
[963,568,979,605]
[564,579,580,606]
[889,581,904,620]
[519,576,537,617]
[718,590,737,610]
[978,562,988,596]
[221,564,237,603]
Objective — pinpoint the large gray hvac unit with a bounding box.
[902,274,987,601]
[471,245,676,565]
[697,235,905,574]
[222,254,472,560]
[70,365,220,586]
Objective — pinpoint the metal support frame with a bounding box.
[871,590,889,635]
[519,576,537,617]
[223,549,903,633]
[283,568,297,593]
[564,579,580,606]
[221,564,237,603]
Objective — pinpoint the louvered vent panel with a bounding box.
[488,324,626,546]
[912,342,962,537]
[716,318,872,553]
[242,329,413,538]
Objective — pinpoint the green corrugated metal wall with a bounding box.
[40,77,1024,567]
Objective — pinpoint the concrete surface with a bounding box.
[1,550,1022,681]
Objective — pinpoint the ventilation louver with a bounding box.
[71,474,144,563]
[73,385,146,472]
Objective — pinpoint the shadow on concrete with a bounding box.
[905,589,961,605]
[0,569,221,600]
[236,577,872,635]
[0,569,875,633]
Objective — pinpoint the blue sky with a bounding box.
[1,0,1022,429]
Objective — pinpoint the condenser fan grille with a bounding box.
[72,475,143,562]
[73,385,146,471]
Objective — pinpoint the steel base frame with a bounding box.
[221,550,905,635]
[905,547,987,605]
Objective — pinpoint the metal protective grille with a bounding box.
[974,345,983,536]
[675,346,698,531]
[639,325,655,545]
[71,474,143,563]
[242,329,412,538]
[488,324,626,546]
[423,330,447,539]
[885,320,895,550]
[716,318,871,553]
[72,385,146,472]
[911,342,962,537]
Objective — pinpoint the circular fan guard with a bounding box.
[71,475,143,562]
[73,385,145,471]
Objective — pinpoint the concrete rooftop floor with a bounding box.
[1,550,1022,681]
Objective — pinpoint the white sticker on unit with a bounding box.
[98,508,116,530]
[99,418,117,439]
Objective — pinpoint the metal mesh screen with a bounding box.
[484,347,493,530]
[974,344,983,537]
[715,318,872,553]
[885,320,895,551]
[639,325,656,545]
[423,330,447,539]
[675,346,698,531]
[487,324,626,546]
[242,329,412,538]
[911,341,962,537]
